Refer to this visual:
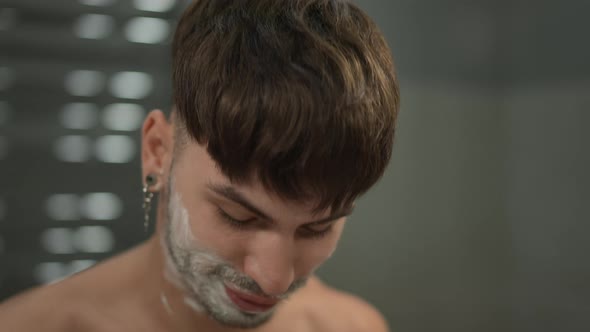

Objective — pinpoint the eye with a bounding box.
[216,207,253,229]
[297,223,334,239]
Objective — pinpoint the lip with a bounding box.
[224,285,278,313]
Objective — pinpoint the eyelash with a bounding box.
[215,207,334,239]
[298,225,334,239]
[216,207,250,229]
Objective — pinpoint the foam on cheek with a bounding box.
[164,190,206,312]
[169,190,196,247]
[168,190,226,273]
[162,185,235,314]
[159,190,191,290]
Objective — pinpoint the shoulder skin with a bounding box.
[298,278,390,332]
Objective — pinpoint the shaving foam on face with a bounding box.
[159,177,278,328]
[160,180,206,313]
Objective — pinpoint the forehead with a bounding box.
[174,140,335,219]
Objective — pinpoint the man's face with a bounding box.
[160,142,350,328]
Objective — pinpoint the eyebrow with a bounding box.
[206,182,354,225]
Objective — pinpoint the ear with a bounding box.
[141,110,173,191]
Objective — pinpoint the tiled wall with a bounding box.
[0,0,179,297]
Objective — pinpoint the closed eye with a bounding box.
[297,222,336,239]
[217,205,341,239]
[216,207,254,229]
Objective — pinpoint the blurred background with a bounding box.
[0,0,588,331]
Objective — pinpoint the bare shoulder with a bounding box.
[0,281,88,332]
[297,277,390,332]
[0,245,160,332]
[0,274,139,332]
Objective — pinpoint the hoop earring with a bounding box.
[143,173,158,232]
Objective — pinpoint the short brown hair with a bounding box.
[172,0,399,212]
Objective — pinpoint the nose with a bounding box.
[243,232,295,297]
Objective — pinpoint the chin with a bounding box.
[182,276,277,329]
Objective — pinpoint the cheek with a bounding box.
[185,204,250,262]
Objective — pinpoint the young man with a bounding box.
[0,0,399,330]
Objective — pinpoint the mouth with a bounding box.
[224,284,278,313]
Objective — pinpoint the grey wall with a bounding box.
[318,83,511,332]
[504,1,590,330]
[318,1,589,332]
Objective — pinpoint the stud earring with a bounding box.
[142,173,158,232]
